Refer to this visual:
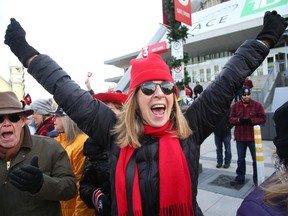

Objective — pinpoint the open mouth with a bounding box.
[1,131,13,140]
[151,104,166,116]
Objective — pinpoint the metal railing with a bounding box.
[251,67,280,110]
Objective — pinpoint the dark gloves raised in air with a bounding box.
[10,156,44,193]
[256,11,288,48]
[4,18,39,68]
[92,184,111,216]
[239,118,252,125]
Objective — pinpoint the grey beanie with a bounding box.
[30,98,53,115]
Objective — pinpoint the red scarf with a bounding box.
[115,121,193,216]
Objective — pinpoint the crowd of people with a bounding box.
[0,10,287,216]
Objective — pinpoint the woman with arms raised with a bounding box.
[4,11,287,216]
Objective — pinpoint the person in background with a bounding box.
[235,77,254,102]
[185,87,193,105]
[178,86,193,112]
[237,100,288,216]
[80,90,127,216]
[185,83,193,98]
[29,98,55,136]
[4,10,287,216]
[234,90,241,103]
[51,106,95,216]
[243,77,254,89]
[24,110,36,135]
[193,81,203,99]
[20,97,36,135]
[85,72,95,95]
[0,91,76,216]
[214,109,232,169]
[229,86,266,186]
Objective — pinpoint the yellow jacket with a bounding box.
[55,133,95,216]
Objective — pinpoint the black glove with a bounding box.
[10,156,44,193]
[92,188,111,216]
[256,11,288,48]
[239,118,252,125]
[4,18,39,68]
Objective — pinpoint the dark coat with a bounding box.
[0,126,76,216]
[27,40,269,215]
[213,109,232,137]
[79,137,110,210]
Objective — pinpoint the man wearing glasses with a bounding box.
[229,87,266,186]
[0,91,77,216]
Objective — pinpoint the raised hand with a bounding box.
[4,18,39,67]
[256,11,288,48]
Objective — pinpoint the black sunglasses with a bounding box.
[0,114,21,124]
[140,81,174,96]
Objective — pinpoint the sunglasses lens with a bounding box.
[0,114,21,123]
[9,114,21,122]
[140,82,156,96]
[140,81,174,96]
[161,81,174,95]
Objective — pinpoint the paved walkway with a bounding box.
[197,133,276,216]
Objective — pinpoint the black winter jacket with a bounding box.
[213,109,232,137]
[79,137,110,210]
[27,40,269,215]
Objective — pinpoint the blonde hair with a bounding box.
[60,115,83,145]
[113,88,192,148]
[261,154,288,211]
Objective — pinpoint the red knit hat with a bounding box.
[127,53,174,96]
[93,90,127,105]
[185,87,191,96]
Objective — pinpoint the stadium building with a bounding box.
[104,0,288,139]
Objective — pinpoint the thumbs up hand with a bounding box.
[10,156,44,193]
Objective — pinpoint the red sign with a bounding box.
[174,0,192,26]
[142,41,168,57]
[162,0,169,27]
[24,93,32,105]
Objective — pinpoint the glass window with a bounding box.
[192,70,197,83]
[214,65,219,77]
[200,69,205,82]
[206,68,211,81]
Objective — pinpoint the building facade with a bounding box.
[0,65,26,100]
[104,0,288,97]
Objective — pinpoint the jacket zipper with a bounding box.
[6,160,11,171]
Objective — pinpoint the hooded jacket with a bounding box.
[55,133,95,216]
[27,40,269,215]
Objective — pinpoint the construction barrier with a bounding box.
[254,125,265,185]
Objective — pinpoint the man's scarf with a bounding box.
[115,121,193,216]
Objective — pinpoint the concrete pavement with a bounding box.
[197,132,276,216]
